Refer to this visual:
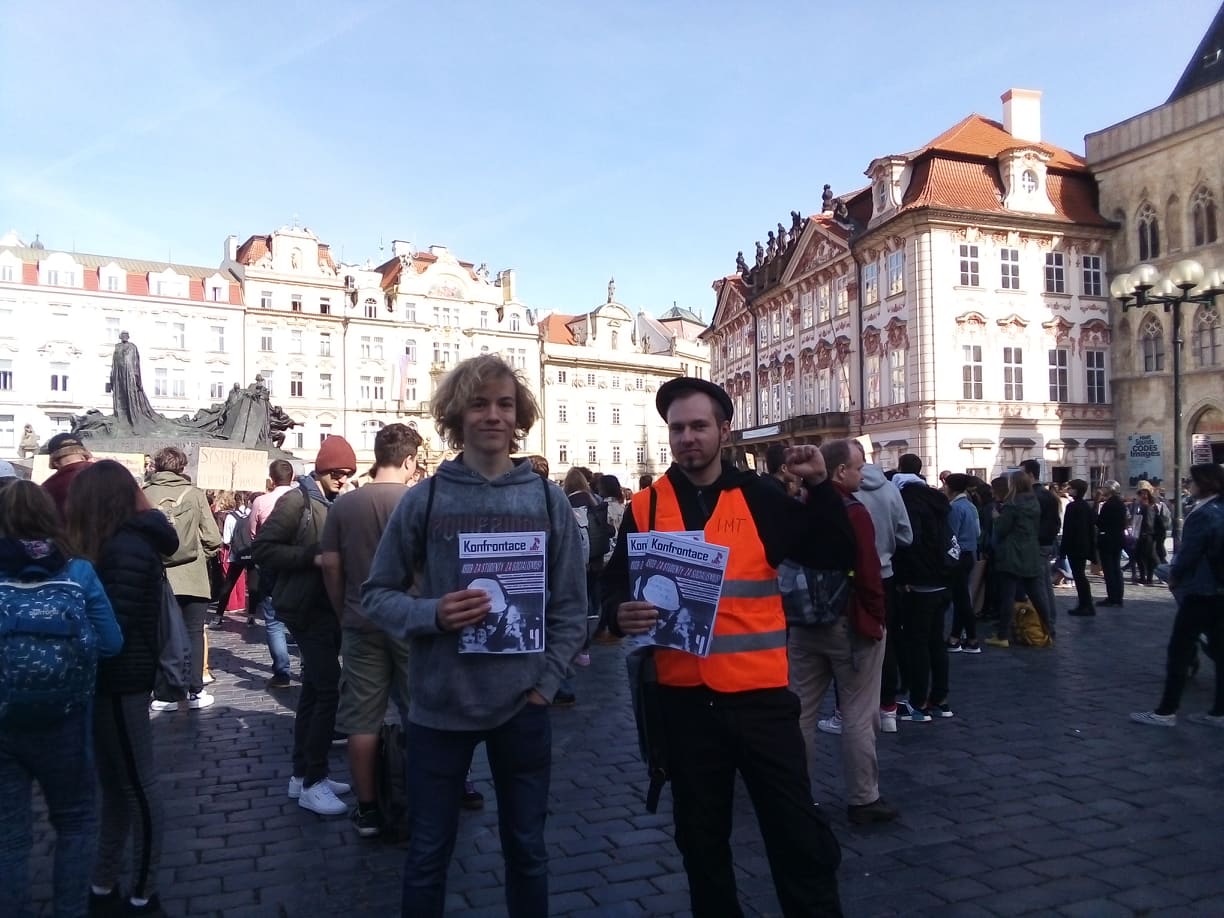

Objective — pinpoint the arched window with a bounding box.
[611,330,619,349]
[1193,187,1218,246]
[1138,203,1160,261]
[510,313,521,331]
[1195,305,1222,367]
[1140,314,1165,372]
[362,419,384,451]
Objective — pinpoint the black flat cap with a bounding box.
[655,377,734,422]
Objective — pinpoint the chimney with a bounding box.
[391,240,413,258]
[429,244,448,257]
[224,235,238,261]
[1001,88,1042,143]
[498,269,515,304]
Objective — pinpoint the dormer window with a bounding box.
[999,149,1054,214]
[1021,170,1039,194]
[875,180,889,212]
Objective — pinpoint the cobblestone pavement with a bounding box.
[23,577,1224,916]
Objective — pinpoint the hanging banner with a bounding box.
[1126,433,1164,487]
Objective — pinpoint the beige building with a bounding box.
[1086,7,1224,479]
[705,90,1117,482]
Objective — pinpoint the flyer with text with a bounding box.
[456,531,547,654]
[629,531,727,657]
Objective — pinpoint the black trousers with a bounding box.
[288,613,342,786]
[1099,543,1124,604]
[1158,594,1224,715]
[949,553,977,642]
[879,577,904,706]
[1067,554,1094,609]
[177,598,208,694]
[213,560,250,616]
[902,589,950,707]
[658,685,842,918]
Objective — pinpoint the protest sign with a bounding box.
[457,531,547,654]
[629,531,727,657]
[194,446,269,491]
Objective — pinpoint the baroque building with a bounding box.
[704,89,1117,482]
[1086,3,1224,476]
[538,280,709,485]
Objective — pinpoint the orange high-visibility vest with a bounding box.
[630,475,788,691]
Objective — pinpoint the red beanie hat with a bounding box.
[315,436,357,474]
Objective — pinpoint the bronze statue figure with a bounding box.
[822,184,834,212]
[736,251,749,276]
[110,332,160,434]
[755,242,765,267]
[791,210,803,234]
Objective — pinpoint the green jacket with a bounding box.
[251,478,334,627]
[142,471,221,600]
[994,493,1043,577]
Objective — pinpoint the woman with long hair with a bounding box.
[0,481,121,918]
[66,460,179,917]
[1131,463,1224,728]
[985,471,1056,647]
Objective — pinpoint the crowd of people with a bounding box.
[1,362,1222,918]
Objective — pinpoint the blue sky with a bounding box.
[1,1,1219,319]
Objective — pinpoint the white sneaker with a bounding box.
[188,692,215,710]
[150,699,178,712]
[297,781,349,816]
[880,708,898,733]
[288,776,351,799]
[1129,710,1176,727]
[817,711,843,735]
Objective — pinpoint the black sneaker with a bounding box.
[353,806,381,838]
[266,674,291,689]
[461,780,485,810]
[551,690,577,707]
[847,798,899,825]
[126,894,166,917]
[88,887,124,918]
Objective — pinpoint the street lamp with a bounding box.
[1110,258,1224,551]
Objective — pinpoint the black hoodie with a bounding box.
[93,510,179,695]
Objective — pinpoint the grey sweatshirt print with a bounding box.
[361,456,587,731]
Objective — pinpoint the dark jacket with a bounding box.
[1170,496,1224,597]
[994,493,1043,577]
[1061,497,1097,562]
[252,476,334,628]
[1097,494,1128,549]
[94,511,179,695]
[1033,484,1061,546]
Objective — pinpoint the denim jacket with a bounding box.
[1170,496,1224,597]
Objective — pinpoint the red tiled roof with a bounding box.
[539,313,577,345]
[317,244,336,272]
[912,114,1087,172]
[235,235,270,266]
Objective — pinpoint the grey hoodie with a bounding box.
[855,463,913,579]
[361,456,587,731]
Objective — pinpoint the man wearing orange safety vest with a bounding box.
[603,377,856,918]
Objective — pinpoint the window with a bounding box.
[772,311,782,342]
[800,290,813,328]
[1195,306,1222,367]
[785,379,795,416]
[319,332,331,356]
[168,322,184,349]
[587,372,596,386]
[587,404,597,424]
[0,359,11,390]
[362,420,384,451]
[292,294,303,313]
[558,370,567,384]
[372,337,384,359]
[760,388,770,423]
[46,269,59,286]
[319,297,331,315]
[1138,203,1161,261]
[480,311,489,329]
[611,407,621,425]
[783,307,794,338]
[817,283,831,323]
[261,371,274,397]
[590,444,599,464]
[361,336,372,358]
[658,446,669,464]
[364,299,377,319]
[865,354,881,409]
[1044,253,1065,293]
[105,317,121,342]
[107,275,121,292]
[210,325,225,352]
[290,329,303,354]
[875,179,889,213]
[0,415,13,449]
[863,263,879,304]
[758,322,768,347]
[1003,347,1024,400]
[887,250,904,296]
[834,276,849,315]
[259,327,273,351]
[171,370,186,399]
[319,373,332,398]
[1086,350,1107,404]
[292,431,304,450]
[636,445,645,465]
[1000,248,1020,290]
[558,403,568,423]
[559,444,569,464]
[1048,348,1069,402]
[373,376,386,399]
[319,424,333,446]
[49,363,69,394]
[209,373,224,400]
[836,370,850,412]
[260,290,272,309]
[612,445,622,465]
[889,348,906,404]
[1082,255,1103,297]
[290,372,304,398]
[154,368,168,397]
[359,376,372,399]
[404,340,418,362]
[404,377,418,401]
[959,244,980,286]
[510,314,521,331]
[0,265,13,283]
[962,345,983,399]
[1193,187,1218,246]
[818,369,831,412]
[611,330,619,349]
[635,377,644,391]
[403,302,416,322]
[1141,315,1165,372]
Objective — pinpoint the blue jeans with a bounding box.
[0,708,97,918]
[403,703,552,918]
[261,596,291,679]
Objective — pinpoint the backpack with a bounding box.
[0,568,98,727]
[627,646,669,813]
[895,485,960,588]
[575,500,614,572]
[155,490,201,567]
[228,511,255,564]
[778,562,854,628]
[376,722,410,841]
[1013,598,1052,647]
[152,577,191,703]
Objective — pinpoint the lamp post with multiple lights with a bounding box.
[1110,259,1224,551]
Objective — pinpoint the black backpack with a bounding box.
[586,501,614,570]
[895,484,960,588]
[228,511,255,564]
[375,722,409,841]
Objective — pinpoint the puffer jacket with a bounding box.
[252,475,335,628]
[142,471,221,600]
[94,511,179,695]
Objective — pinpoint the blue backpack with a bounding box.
[0,570,98,728]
